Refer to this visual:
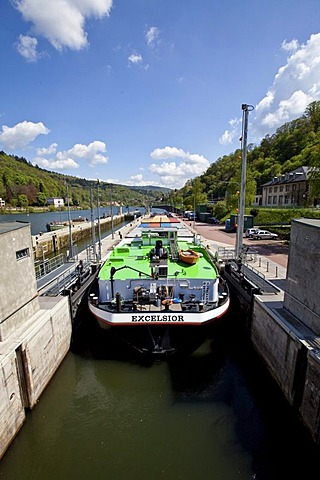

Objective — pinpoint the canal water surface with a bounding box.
[0,312,318,480]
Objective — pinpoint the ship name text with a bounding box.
[131,314,184,322]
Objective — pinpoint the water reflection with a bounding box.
[1,312,319,480]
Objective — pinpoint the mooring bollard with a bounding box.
[275,266,278,278]
[266,261,269,272]
[259,257,261,267]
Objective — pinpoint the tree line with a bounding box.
[0,152,168,209]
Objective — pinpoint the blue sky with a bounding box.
[1,0,320,189]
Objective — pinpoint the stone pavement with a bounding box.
[181,219,288,284]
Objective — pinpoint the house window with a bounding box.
[16,248,30,260]
[273,196,277,204]
[292,184,296,191]
[268,187,272,193]
[280,186,283,192]
[285,185,290,191]
[274,186,278,192]
[267,196,272,204]
[284,196,288,204]
[279,195,283,205]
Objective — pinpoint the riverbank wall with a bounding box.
[0,219,74,459]
[244,219,320,444]
[32,214,126,259]
[0,295,72,459]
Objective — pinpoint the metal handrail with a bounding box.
[35,253,65,280]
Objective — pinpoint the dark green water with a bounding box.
[0,315,318,480]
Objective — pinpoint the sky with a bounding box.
[1,0,320,189]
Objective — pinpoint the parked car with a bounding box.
[252,230,278,240]
[208,217,220,224]
[245,228,260,238]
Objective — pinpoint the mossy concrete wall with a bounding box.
[0,296,71,460]
[33,215,125,259]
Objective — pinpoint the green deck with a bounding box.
[99,241,218,281]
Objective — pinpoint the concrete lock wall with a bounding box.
[0,224,40,341]
[21,297,72,409]
[300,350,320,444]
[33,215,124,259]
[251,297,301,405]
[0,296,72,460]
[251,294,320,443]
[0,350,26,461]
[284,219,320,334]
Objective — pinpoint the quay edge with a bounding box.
[218,218,320,445]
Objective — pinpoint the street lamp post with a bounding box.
[235,103,254,259]
[66,182,73,260]
[90,188,97,260]
[193,195,196,229]
[110,184,114,239]
[97,179,102,261]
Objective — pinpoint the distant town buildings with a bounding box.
[261,166,314,207]
[47,197,64,207]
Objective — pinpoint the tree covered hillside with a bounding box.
[171,101,320,211]
[0,151,169,209]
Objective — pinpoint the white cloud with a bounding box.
[146,26,160,47]
[254,33,320,136]
[131,174,143,182]
[255,90,274,113]
[33,140,108,170]
[219,129,236,145]
[261,90,311,128]
[148,146,209,188]
[15,35,39,62]
[34,156,79,170]
[128,53,143,65]
[219,117,242,145]
[0,121,50,149]
[151,146,188,161]
[281,39,299,53]
[13,0,113,51]
[36,143,58,156]
[68,140,108,165]
[221,33,320,145]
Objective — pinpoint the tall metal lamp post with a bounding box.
[90,188,97,260]
[235,103,254,259]
[193,194,196,229]
[66,182,73,260]
[110,184,114,239]
[97,179,102,261]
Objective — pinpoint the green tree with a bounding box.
[213,200,229,219]
[17,194,28,208]
[36,192,47,206]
